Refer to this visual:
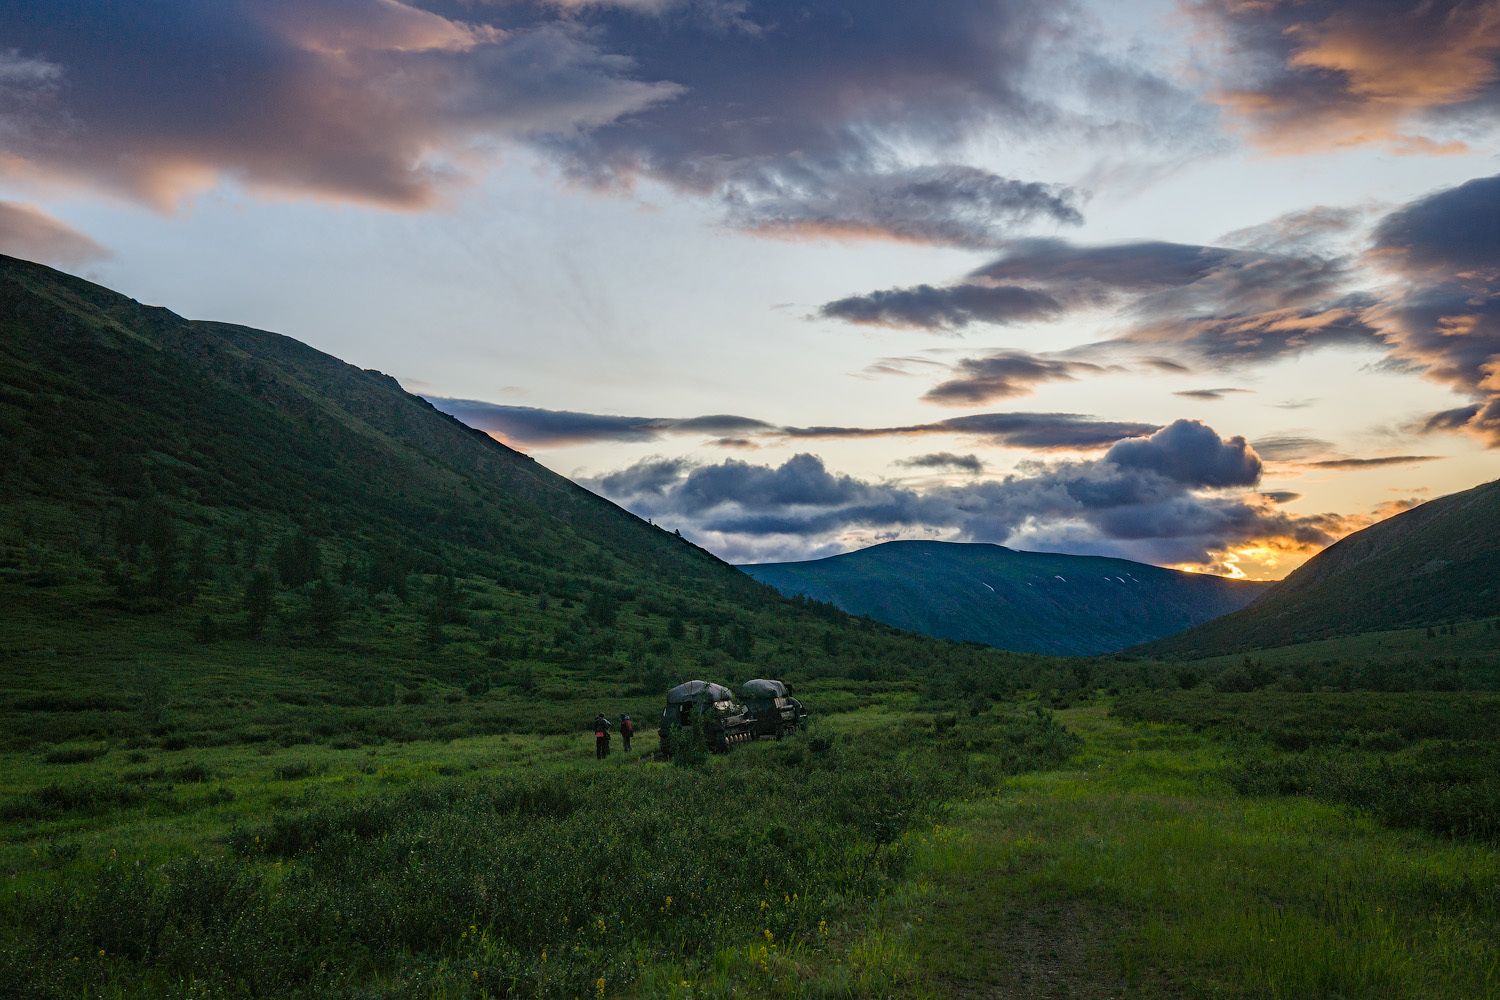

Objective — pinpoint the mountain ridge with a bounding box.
[741,539,1270,655]
[1135,477,1500,657]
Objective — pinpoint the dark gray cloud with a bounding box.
[0,2,679,207]
[971,238,1233,289]
[1173,387,1253,400]
[818,237,1381,371]
[1191,0,1500,154]
[0,201,109,267]
[894,452,985,474]
[427,398,773,447]
[431,396,1157,452]
[817,283,1064,331]
[1306,455,1441,469]
[584,420,1348,568]
[1368,173,1500,446]
[539,0,1196,242]
[727,166,1082,249]
[921,351,1109,404]
[2,0,1207,241]
[782,412,1159,450]
[1103,420,1261,488]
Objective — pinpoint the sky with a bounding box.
[3,0,1499,578]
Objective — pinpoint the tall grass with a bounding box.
[0,708,1079,998]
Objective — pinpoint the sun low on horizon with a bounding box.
[3,0,1499,582]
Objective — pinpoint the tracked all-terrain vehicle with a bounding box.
[658,680,753,755]
[739,678,809,740]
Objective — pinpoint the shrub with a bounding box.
[43,745,108,765]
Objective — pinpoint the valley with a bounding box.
[2,256,1497,998]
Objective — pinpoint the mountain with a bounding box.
[0,254,1033,752]
[740,540,1270,656]
[1135,478,1500,657]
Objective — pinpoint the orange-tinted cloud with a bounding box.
[0,201,109,267]
[1194,0,1500,153]
[0,2,680,209]
[1366,173,1500,445]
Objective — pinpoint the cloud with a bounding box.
[1366,173,1500,445]
[817,283,1064,331]
[431,396,1159,452]
[1102,419,1261,488]
[427,398,773,447]
[894,452,985,474]
[0,201,109,267]
[727,165,1082,249]
[584,419,1349,571]
[543,0,1201,231]
[1217,205,1369,252]
[0,2,680,208]
[1251,435,1334,461]
[2,0,1205,241]
[920,351,1110,405]
[1306,455,1441,469]
[781,412,1160,451]
[1192,0,1500,154]
[1173,387,1253,400]
[817,237,1381,370]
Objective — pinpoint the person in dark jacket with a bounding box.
[618,713,634,752]
[594,713,612,759]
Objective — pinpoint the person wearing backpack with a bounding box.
[619,713,634,752]
[593,712,612,760]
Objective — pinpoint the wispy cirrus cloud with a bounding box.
[428,396,1158,452]
[427,399,774,447]
[1305,455,1441,469]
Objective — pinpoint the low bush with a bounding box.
[42,744,108,765]
[0,707,1080,998]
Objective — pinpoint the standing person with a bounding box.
[593,712,612,760]
[619,713,634,752]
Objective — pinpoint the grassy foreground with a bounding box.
[4,698,1497,998]
[0,702,1081,999]
[904,705,1499,998]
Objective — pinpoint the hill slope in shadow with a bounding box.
[741,540,1269,655]
[1135,478,1500,658]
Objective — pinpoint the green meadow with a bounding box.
[4,687,1499,998]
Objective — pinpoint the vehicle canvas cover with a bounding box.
[739,678,787,700]
[665,680,735,705]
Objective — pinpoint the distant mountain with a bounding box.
[1136,478,1500,658]
[740,541,1270,656]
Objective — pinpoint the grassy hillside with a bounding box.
[0,253,1052,754]
[741,540,1268,655]
[1136,478,1500,658]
